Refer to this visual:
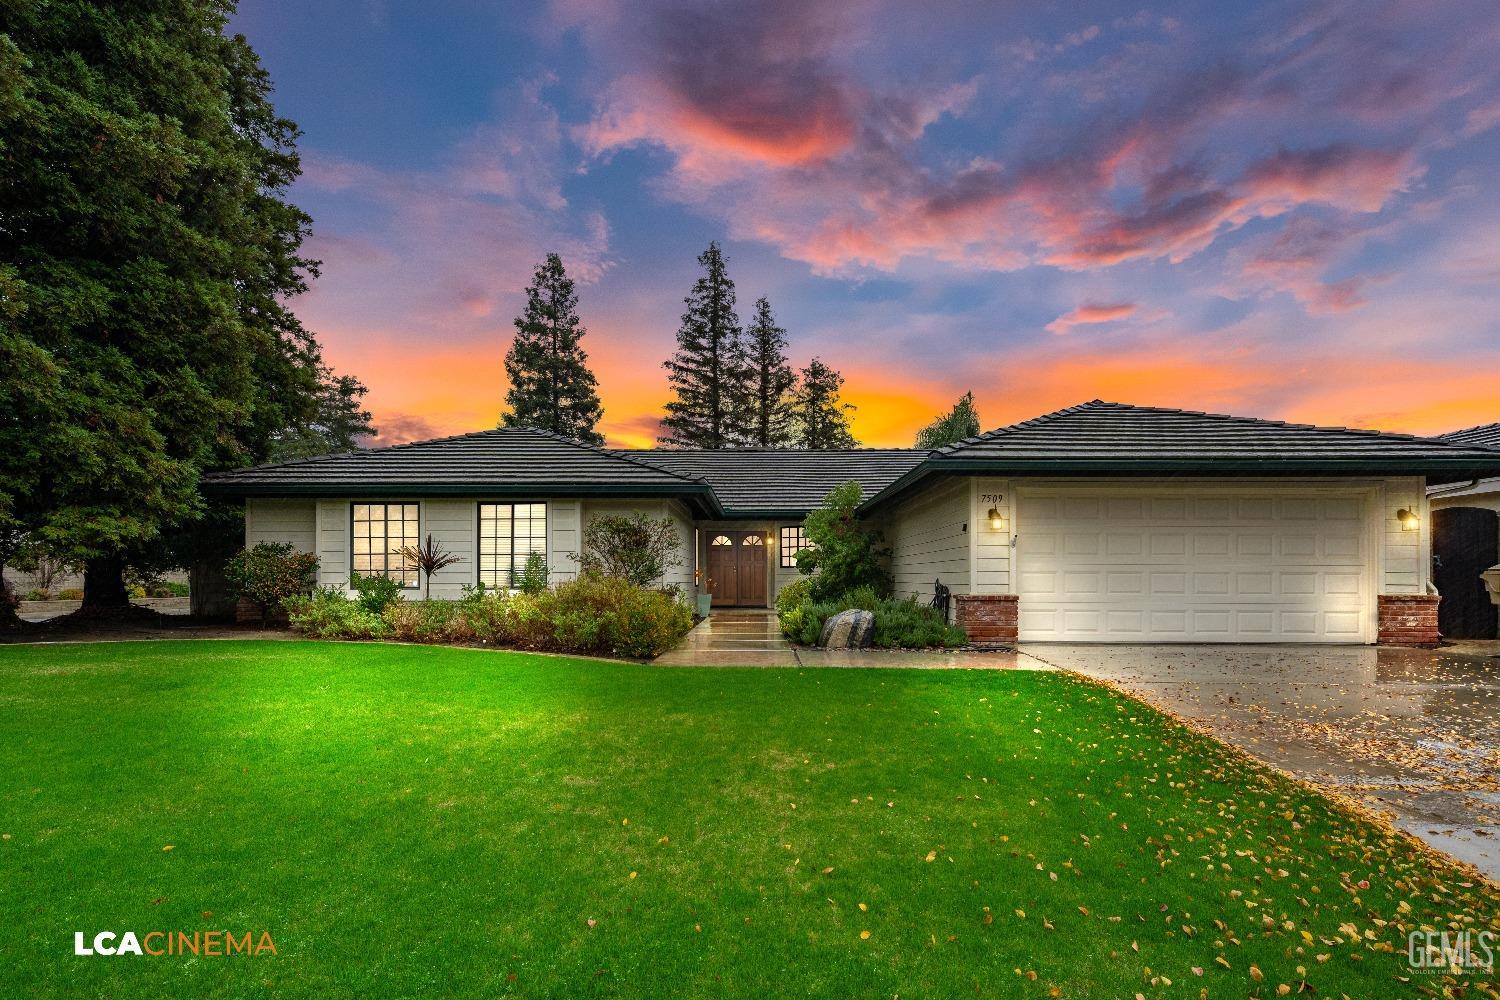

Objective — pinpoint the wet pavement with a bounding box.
[1024,642,1500,881]
[652,610,1034,669]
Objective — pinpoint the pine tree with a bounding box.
[791,358,858,449]
[660,242,748,448]
[914,391,981,449]
[501,253,605,445]
[269,368,378,460]
[744,297,796,447]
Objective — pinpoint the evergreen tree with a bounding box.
[500,253,604,445]
[0,2,339,609]
[269,368,379,460]
[914,391,982,449]
[659,242,748,448]
[791,358,859,449]
[744,297,796,447]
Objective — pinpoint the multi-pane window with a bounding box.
[779,525,812,568]
[352,503,420,586]
[479,503,548,589]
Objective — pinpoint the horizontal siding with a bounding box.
[245,500,316,554]
[424,499,474,600]
[1381,477,1428,595]
[887,478,971,603]
[315,500,349,588]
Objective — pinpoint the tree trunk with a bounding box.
[82,554,131,611]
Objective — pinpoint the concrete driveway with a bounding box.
[1022,642,1500,881]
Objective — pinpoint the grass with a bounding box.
[0,640,1495,998]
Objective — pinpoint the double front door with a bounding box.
[707,531,768,607]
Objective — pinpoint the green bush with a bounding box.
[22,588,50,601]
[575,513,683,587]
[284,577,692,659]
[455,586,511,643]
[225,542,320,619]
[383,600,459,642]
[793,481,892,601]
[350,572,404,615]
[517,552,549,595]
[57,588,83,601]
[285,589,388,639]
[783,587,967,649]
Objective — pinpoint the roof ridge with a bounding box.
[933,400,1097,454]
[1439,420,1500,438]
[528,428,712,484]
[937,400,1500,457]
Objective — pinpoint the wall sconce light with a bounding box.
[1397,508,1419,532]
[987,507,1008,532]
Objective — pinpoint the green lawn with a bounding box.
[1,641,1494,998]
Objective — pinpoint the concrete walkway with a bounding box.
[653,609,1034,669]
[1029,642,1500,881]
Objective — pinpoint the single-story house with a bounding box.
[1429,421,1500,639]
[205,400,1500,647]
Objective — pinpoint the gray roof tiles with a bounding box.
[206,401,1500,515]
[621,448,928,515]
[935,401,1500,460]
[1440,422,1500,450]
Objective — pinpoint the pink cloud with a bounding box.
[574,0,1492,290]
[1045,302,1140,334]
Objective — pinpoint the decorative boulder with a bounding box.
[819,609,875,649]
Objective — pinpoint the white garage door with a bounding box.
[1017,489,1370,643]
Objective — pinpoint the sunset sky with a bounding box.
[231,0,1500,448]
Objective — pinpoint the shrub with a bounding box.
[505,576,693,658]
[383,600,459,642]
[285,589,388,639]
[57,588,83,601]
[455,585,511,643]
[126,583,147,600]
[350,571,404,615]
[225,543,320,620]
[22,588,50,601]
[783,588,966,649]
[794,481,892,601]
[775,577,815,640]
[574,513,683,587]
[517,552,549,595]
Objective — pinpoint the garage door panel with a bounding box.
[1017,489,1370,643]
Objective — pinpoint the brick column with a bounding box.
[1377,594,1440,647]
[955,594,1018,646]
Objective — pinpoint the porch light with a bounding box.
[987,507,1007,532]
[1397,508,1420,531]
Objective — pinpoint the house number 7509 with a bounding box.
[979,493,1004,504]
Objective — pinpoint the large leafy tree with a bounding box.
[1,2,333,609]
[500,253,605,445]
[744,296,796,448]
[790,358,858,449]
[660,242,748,449]
[914,391,982,449]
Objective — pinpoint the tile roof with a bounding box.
[206,402,1500,516]
[862,401,1500,509]
[1440,422,1500,450]
[203,427,722,513]
[621,448,928,516]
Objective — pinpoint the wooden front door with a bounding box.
[707,531,768,607]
